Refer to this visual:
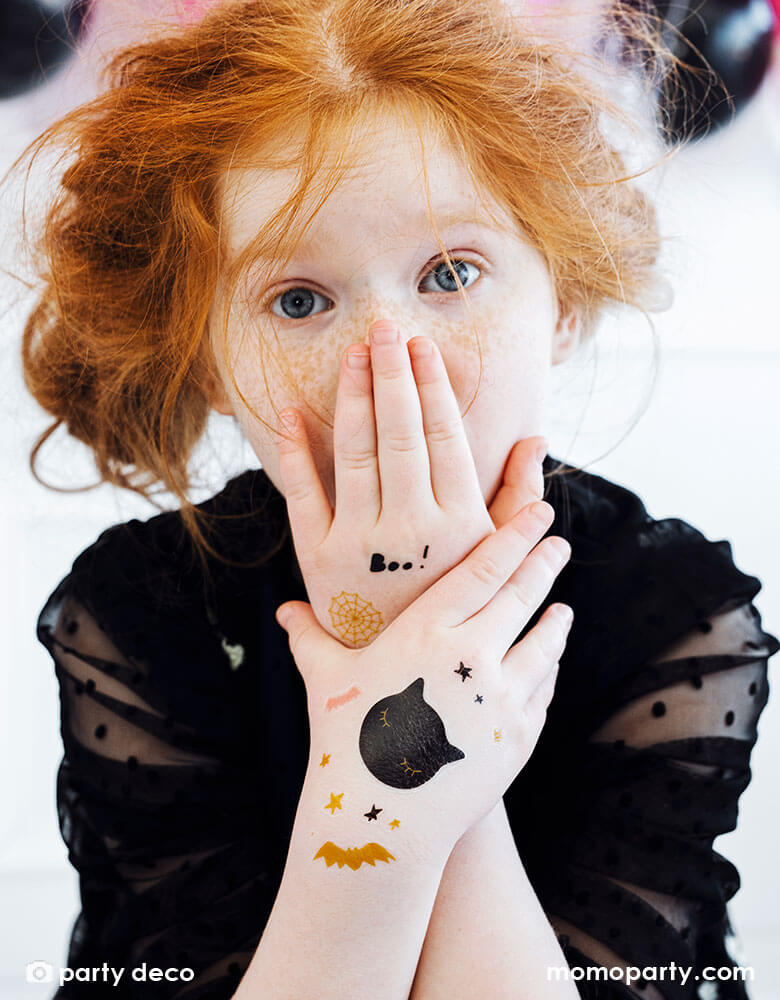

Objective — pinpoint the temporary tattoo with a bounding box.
[474,694,483,704]
[370,545,430,573]
[359,677,465,789]
[364,804,383,821]
[454,662,472,682]
[319,753,331,767]
[324,792,344,814]
[389,819,401,830]
[313,841,396,870]
[493,729,503,742]
[326,686,361,711]
[328,591,383,645]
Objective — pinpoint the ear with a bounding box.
[194,332,235,417]
[201,370,235,417]
[551,306,581,365]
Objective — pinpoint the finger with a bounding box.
[408,336,483,509]
[369,320,432,512]
[277,409,333,553]
[333,343,380,525]
[423,499,555,627]
[276,601,340,671]
[473,533,571,656]
[526,660,560,717]
[517,660,559,752]
[488,437,547,530]
[502,603,572,705]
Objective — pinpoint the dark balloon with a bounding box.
[660,0,775,141]
[0,0,92,100]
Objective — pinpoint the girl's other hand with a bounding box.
[276,499,573,853]
[276,318,547,647]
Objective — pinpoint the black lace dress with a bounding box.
[36,456,780,999]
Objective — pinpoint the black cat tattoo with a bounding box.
[359,677,465,789]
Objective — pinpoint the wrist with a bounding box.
[452,797,508,853]
[299,758,458,870]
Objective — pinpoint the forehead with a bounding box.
[218,111,517,259]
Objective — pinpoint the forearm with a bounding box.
[234,769,451,1000]
[410,800,580,1000]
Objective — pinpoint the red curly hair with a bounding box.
[15,0,674,572]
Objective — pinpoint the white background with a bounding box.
[1,42,779,1000]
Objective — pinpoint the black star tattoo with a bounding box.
[364,804,383,821]
[474,694,483,704]
[454,662,472,682]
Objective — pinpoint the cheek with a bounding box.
[225,341,339,496]
[442,306,554,500]
[442,299,553,414]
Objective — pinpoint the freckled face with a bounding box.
[208,113,577,507]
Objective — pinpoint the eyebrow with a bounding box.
[406,207,503,231]
[240,207,505,266]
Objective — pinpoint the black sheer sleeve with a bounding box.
[504,461,780,1000]
[543,597,778,1000]
[38,578,278,999]
[37,463,779,1000]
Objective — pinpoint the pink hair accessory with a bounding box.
[177,0,220,24]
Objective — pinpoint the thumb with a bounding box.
[275,601,336,668]
[488,436,546,529]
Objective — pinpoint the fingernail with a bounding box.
[409,337,433,358]
[279,409,298,430]
[370,321,399,345]
[556,604,574,629]
[346,347,370,369]
[535,438,548,464]
[549,536,571,563]
[528,500,553,524]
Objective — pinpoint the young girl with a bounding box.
[19,0,779,997]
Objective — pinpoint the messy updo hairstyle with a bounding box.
[15,0,678,574]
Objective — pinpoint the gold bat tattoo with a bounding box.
[313,841,397,870]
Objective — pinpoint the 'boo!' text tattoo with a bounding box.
[370,545,429,573]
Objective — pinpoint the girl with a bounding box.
[18,0,779,997]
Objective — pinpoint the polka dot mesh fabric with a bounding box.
[511,600,776,1000]
[44,597,262,997]
[36,460,779,998]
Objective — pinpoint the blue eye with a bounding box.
[419,258,480,294]
[271,287,333,319]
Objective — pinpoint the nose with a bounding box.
[356,295,426,346]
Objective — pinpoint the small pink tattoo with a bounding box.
[326,686,361,711]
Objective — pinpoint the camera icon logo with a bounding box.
[26,961,54,983]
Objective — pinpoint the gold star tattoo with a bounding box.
[324,792,344,814]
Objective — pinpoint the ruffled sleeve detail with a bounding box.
[505,460,780,1000]
[35,471,308,998]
